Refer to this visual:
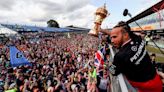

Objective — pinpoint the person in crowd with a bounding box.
[150,53,157,68]
[0,32,112,92]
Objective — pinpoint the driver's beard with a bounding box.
[118,35,124,49]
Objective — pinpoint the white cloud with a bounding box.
[0,0,15,10]
[0,0,97,28]
[56,4,96,28]
[1,0,161,28]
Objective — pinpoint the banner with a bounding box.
[10,46,32,67]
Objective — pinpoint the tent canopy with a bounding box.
[0,24,17,35]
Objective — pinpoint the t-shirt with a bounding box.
[109,35,156,82]
[98,78,109,90]
[5,88,17,92]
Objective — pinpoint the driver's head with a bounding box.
[110,21,131,49]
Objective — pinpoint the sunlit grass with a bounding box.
[146,46,163,54]
[156,56,164,63]
[146,46,164,63]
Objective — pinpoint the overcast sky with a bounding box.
[0,0,162,28]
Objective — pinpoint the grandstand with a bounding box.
[128,0,164,36]
[1,24,89,33]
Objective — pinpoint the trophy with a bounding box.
[88,4,109,36]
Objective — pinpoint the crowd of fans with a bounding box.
[0,32,111,92]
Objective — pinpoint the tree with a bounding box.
[47,19,60,28]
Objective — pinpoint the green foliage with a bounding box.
[47,19,60,28]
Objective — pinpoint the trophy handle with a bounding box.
[88,23,101,37]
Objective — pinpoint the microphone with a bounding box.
[123,9,128,16]
[123,9,132,17]
[123,9,142,30]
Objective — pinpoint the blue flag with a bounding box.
[10,46,32,67]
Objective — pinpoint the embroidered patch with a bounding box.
[131,46,137,52]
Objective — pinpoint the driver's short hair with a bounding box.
[113,21,131,33]
[113,21,137,40]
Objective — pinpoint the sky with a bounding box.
[0,0,162,28]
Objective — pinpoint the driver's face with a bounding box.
[110,27,124,49]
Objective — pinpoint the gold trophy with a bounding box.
[88,4,109,36]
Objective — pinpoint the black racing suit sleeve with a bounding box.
[109,54,122,76]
